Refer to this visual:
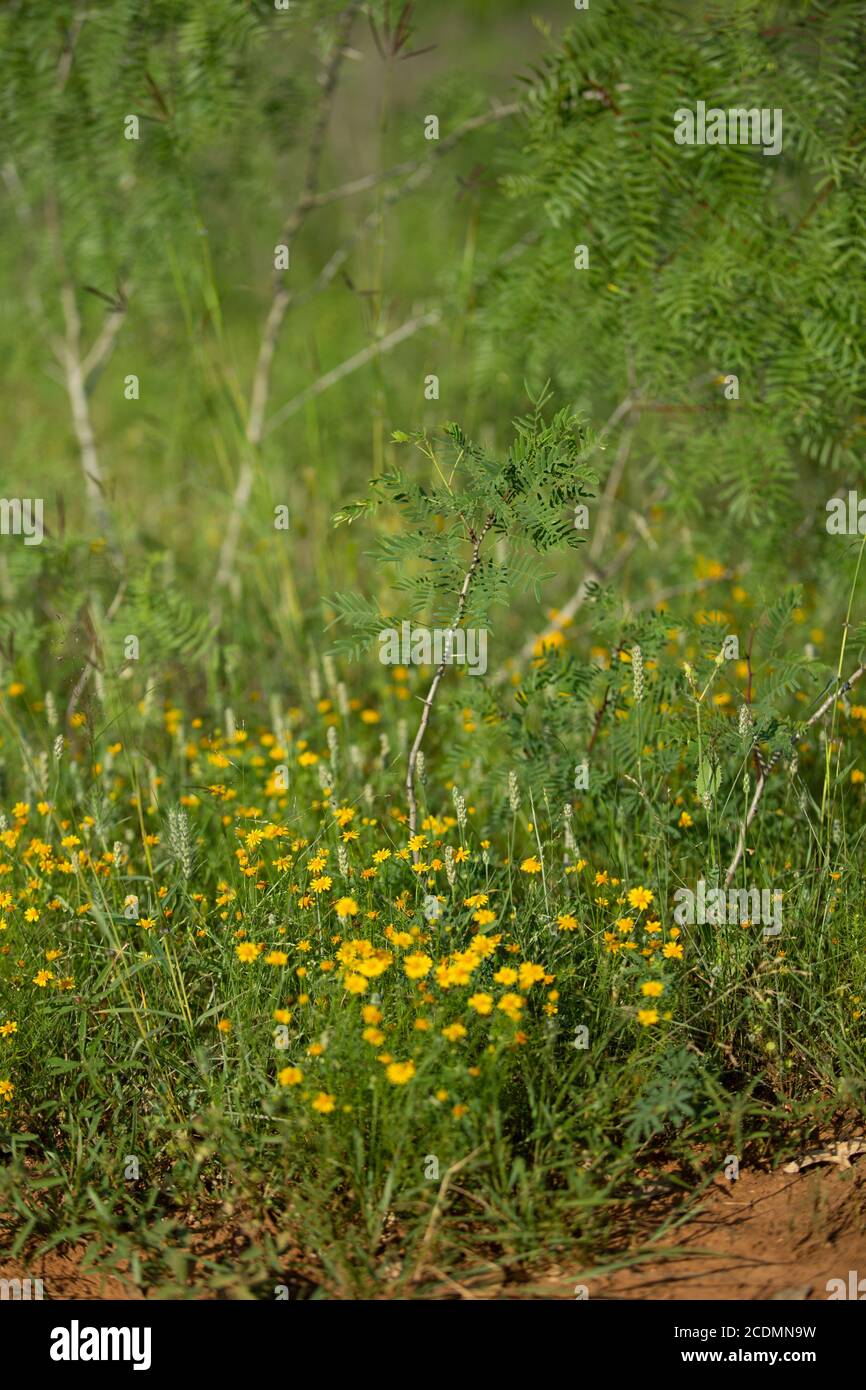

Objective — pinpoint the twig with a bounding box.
[213,97,520,609]
[213,309,439,606]
[82,291,130,389]
[280,110,520,320]
[56,12,87,91]
[249,0,364,430]
[65,580,128,723]
[588,410,636,554]
[410,1147,482,1285]
[724,663,865,886]
[42,180,129,565]
[266,310,439,433]
[504,484,672,677]
[58,278,121,561]
[309,103,519,208]
[212,0,363,608]
[493,391,644,683]
[501,369,725,680]
[586,686,611,754]
[510,535,638,674]
[406,515,494,848]
[308,157,422,208]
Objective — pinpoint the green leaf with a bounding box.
[696,756,719,803]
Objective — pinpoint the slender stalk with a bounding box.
[725,661,866,886]
[406,514,494,850]
[819,533,866,856]
[213,91,520,612]
[212,0,363,613]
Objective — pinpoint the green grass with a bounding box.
[1,590,865,1295]
[1,0,865,1300]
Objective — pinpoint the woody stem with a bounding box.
[406,515,494,855]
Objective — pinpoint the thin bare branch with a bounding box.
[56,12,87,91]
[65,579,128,722]
[214,308,440,603]
[407,514,495,848]
[246,1,364,448]
[309,102,519,208]
[212,1,363,611]
[724,664,866,886]
[266,309,439,434]
[501,369,726,680]
[58,278,121,561]
[82,290,130,388]
[410,1147,483,1285]
[214,83,518,612]
[308,156,420,208]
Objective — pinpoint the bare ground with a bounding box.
[2,1161,865,1300]
[564,1161,866,1301]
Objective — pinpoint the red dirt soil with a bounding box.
[2,1162,864,1299]
[570,1162,866,1301]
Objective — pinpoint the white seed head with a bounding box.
[631,644,644,704]
[444,844,457,887]
[327,724,339,767]
[268,693,282,733]
[140,678,154,719]
[167,805,193,878]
